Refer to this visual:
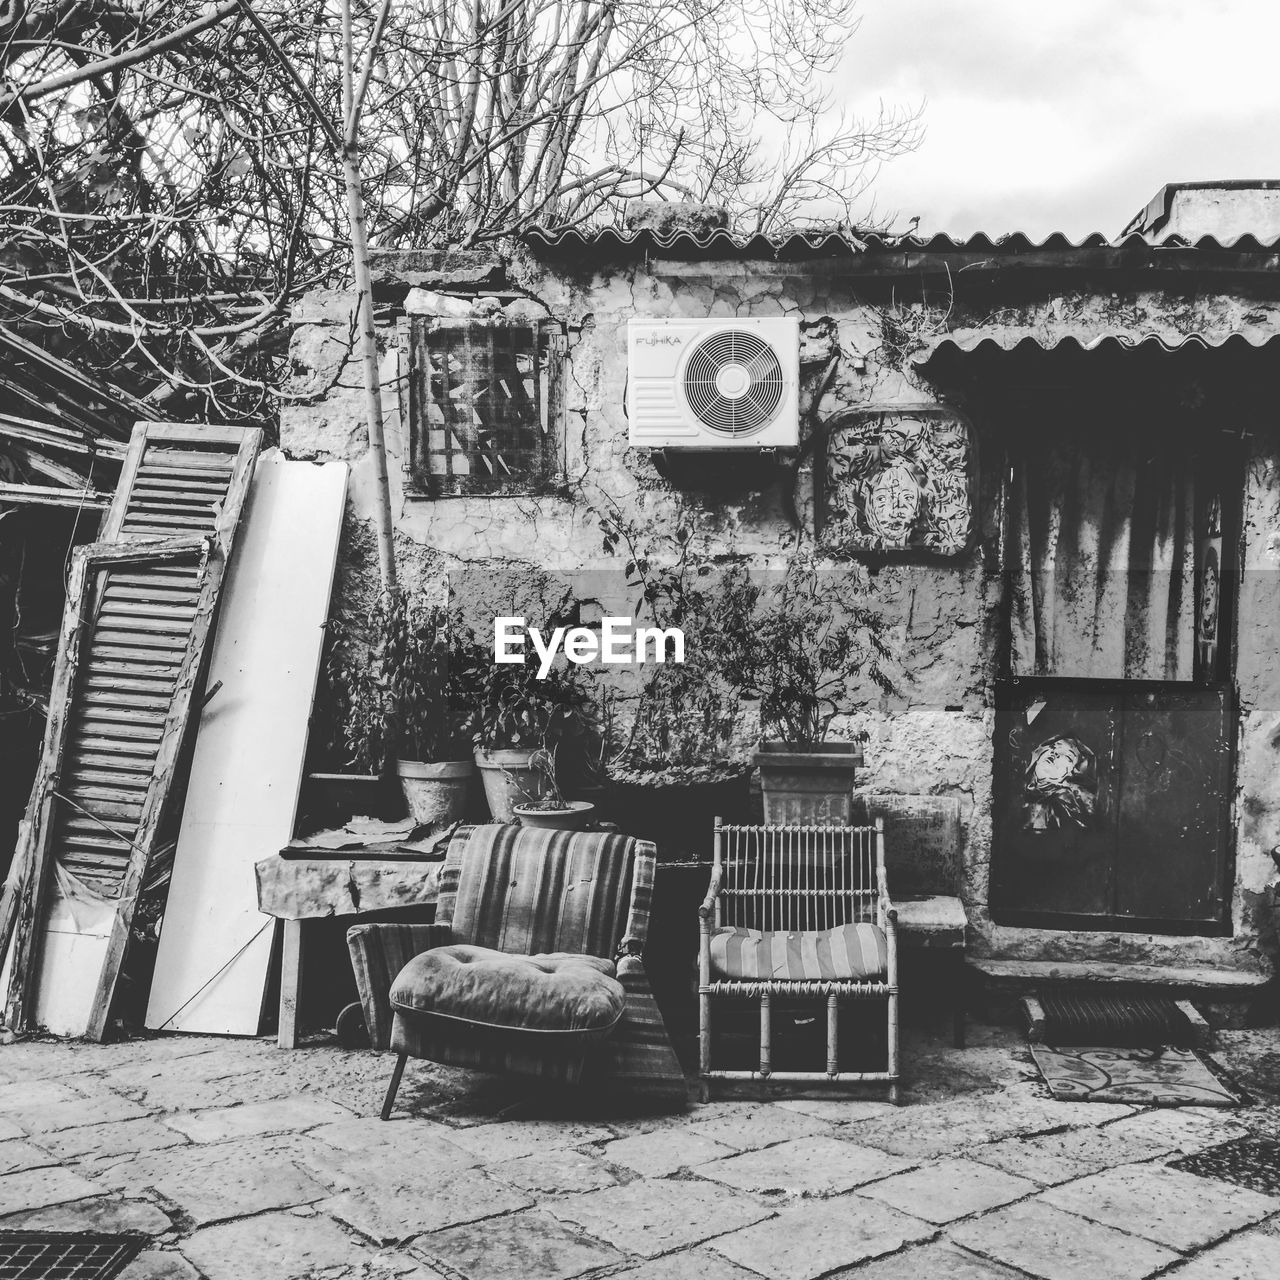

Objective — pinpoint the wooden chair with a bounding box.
[698,818,899,1102]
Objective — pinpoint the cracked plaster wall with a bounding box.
[281,252,1279,976]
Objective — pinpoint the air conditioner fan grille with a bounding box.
[683,331,785,435]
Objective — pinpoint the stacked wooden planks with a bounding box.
[0,422,261,1039]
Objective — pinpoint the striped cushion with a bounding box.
[709,923,888,982]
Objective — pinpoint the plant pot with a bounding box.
[474,747,540,822]
[512,800,597,831]
[396,759,473,826]
[754,741,864,826]
[302,772,406,827]
[606,772,752,861]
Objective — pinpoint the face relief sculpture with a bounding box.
[865,460,923,546]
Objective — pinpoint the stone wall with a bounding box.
[281,243,1279,976]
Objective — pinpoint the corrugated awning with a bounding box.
[914,330,1280,364]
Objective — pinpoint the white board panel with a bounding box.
[145,452,347,1035]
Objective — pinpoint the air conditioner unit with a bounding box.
[627,318,800,448]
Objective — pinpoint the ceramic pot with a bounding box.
[754,741,864,826]
[512,800,597,831]
[473,747,540,822]
[396,759,473,825]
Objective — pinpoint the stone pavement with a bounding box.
[0,1024,1278,1279]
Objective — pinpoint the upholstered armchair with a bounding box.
[346,824,684,1118]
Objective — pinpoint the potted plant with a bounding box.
[511,747,596,830]
[750,549,897,824]
[328,591,474,826]
[596,509,760,856]
[453,621,595,822]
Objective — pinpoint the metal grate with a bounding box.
[1170,1138,1280,1197]
[1035,993,1193,1047]
[0,1232,147,1280]
[408,318,557,495]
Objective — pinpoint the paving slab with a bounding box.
[119,1251,203,1280]
[948,1200,1180,1280]
[686,1103,829,1151]
[693,1135,911,1196]
[37,1117,189,1161]
[709,1195,935,1280]
[486,1147,619,1194]
[161,1094,353,1142]
[1163,1223,1280,1278]
[15,1090,153,1134]
[0,1194,171,1235]
[602,1127,737,1177]
[1039,1163,1280,1252]
[180,1209,376,1280]
[837,1240,1031,1279]
[966,1123,1175,1185]
[0,1117,24,1141]
[860,1157,1040,1224]
[0,1079,86,1114]
[773,1098,899,1123]
[548,1177,775,1258]
[0,1139,56,1175]
[439,1118,616,1163]
[1102,1106,1251,1155]
[0,1165,99,1215]
[607,1246,765,1280]
[89,1137,328,1225]
[322,1167,532,1243]
[415,1207,624,1280]
[297,1131,482,1192]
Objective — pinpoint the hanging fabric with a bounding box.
[1006,422,1197,681]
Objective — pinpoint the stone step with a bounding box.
[967,956,1274,1029]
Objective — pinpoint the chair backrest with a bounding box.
[436,824,653,958]
[713,820,886,932]
[851,793,961,895]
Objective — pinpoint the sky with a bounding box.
[838,0,1280,240]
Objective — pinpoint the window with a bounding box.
[402,316,565,496]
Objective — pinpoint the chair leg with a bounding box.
[952,951,967,1049]
[381,1052,407,1121]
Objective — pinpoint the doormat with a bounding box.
[1169,1138,1280,1196]
[1029,1044,1243,1106]
[0,1232,147,1280]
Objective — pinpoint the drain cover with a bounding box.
[0,1232,147,1280]
[1170,1138,1280,1197]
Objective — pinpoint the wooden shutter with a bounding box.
[0,422,260,1038]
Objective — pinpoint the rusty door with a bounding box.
[991,679,1232,931]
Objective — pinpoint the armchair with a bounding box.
[346,823,684,1118]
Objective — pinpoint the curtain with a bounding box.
[1007,425,1197,681]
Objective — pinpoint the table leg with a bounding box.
[278,918,304,1049]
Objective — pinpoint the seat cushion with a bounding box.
[709,923,888,982]
[390,945,625,1039]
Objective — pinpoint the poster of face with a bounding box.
[1021,733,1098,830]
[1196,494,1222,682]
[822,412,973,554]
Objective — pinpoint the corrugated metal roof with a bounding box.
[521,226,1280,258]
[916,331,1280,363]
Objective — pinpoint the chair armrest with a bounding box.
[346,921,452,1051]
[698,864,724,920]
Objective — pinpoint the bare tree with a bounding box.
[0,1,921,421]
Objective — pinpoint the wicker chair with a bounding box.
[698,818,899,1102]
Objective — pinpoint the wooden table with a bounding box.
[254,851,441,1047]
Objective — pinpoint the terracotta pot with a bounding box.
[512,800,597,831]
[396,759,473,825]
[474,747,540,822]
[754,741,864,826]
